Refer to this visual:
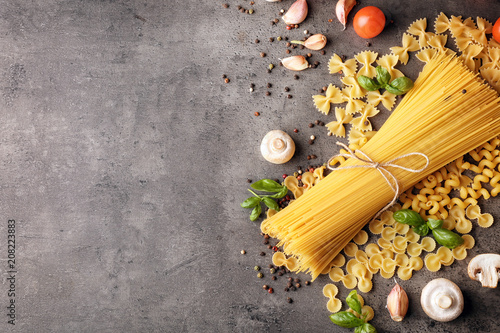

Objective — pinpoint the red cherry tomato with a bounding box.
[353,6,386,39]
[493,18,500,43]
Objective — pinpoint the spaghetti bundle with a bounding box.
[261,53,500,280]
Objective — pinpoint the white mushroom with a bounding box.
[420,278,464,322]
[260,130,295,164]
[468,253,500,288]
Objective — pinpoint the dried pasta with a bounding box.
[355,50,378,78]
[329,267,357,289]
[313,84,343,114]
[329,54,357,76]
[390,33,419,64]
[323,284,342,313]
[326,107,353,137]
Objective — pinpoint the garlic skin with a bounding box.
[336,0,356,30]
[387,283,409,322]
[291,34,327,51]
[282,0,308,25]
[281,55,309,71]
[260,130,295,164]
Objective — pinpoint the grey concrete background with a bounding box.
[0,0,499,332]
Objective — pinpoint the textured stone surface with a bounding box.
[0,0,499,332]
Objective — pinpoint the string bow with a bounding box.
[327,142,430,221]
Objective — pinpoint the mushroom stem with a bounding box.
[467,253,500,288]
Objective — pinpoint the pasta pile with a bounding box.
[261,13,500,281]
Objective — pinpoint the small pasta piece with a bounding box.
[424,247,453,272]
[301,172,315,190]
[392,236,409,254]
[344,242,359,257]
[416,47,438,63]
[331,253,346,267]
[341,75,367,99]
[368,253,384,272]
[452,234,475,260]
[390,33,420,65]
[434,12,450,34]
[352,263,373,293]
[346,258,360,275]
[376,54,404,79]
[284,176,304,199]
[347,128,377,147]
[369,218,384,234]
[355,50,378,78]
[353,230,369,245]
[350,104,380,132]
[329,54,357,76]
[407,237,436,257]
[449,205,473,233]
[326,107,353,137]
[466,204,494,228]
[272,252,299,271]
[355,250,377,274]
[381,227,397,241]
[323,284,342,313]
[329,267,358,289]
[313,84,344,115]
[468,17,493,46]
[397,257,423,280]
[365,90,397,111]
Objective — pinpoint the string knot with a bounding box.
[327,142,430,221]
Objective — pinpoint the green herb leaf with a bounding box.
[251,179,285,193]
[249,204,262,221]
[393,209,426,226]
[357,75,381,91]
[384,84,404,95]
[427,218,444,230]
[262,197,280,211]
[346,290,362,314]
[354,323,378,333]
[267,186,288,199]
[388,77,414,94]
[329,311,365,328]
[432,228,465,249]
[413,223,430,236]
[240,196,262,209]
[376,66,391,85]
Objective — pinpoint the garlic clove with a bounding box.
[260,130,295,164]
[282,0,308,25]
[291,34,327,51]
[281,55,309,71]
[335,0,356,30]
[387,282,409,322]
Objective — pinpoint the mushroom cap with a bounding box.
[420,278,463,322]
[260,130,295,164]
[467,253,500,288]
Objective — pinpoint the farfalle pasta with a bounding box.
[355,50,378,78]
[407,17,433,48]
[350,104,379,132]
[326,107,353,137]
[313,84,344,114]
[323,284,342,313]
[328,54,357,76]
[390,33,420,65]
[329,267,357,289]
[365,90,396,111]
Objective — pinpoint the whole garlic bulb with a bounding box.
[260,130,295,164]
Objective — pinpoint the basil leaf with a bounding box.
[240,196,261,209]
[262,197,280,211]
[355,323,378,333]
[388,77,414,94]
[413,223,430,236]
[393,209,426,226]
[376,66,391,85]
[267,186,288,199]
[251,179,284,193]
[432,228,464,249]
[427,218,444,230]
[357,75,381,91]
[346,290,362,314]
[249,204,262,221]
[329,312,365,328]
[384,84,404,95]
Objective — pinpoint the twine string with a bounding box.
[327,142,430,221]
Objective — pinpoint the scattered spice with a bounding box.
[267,83,272,88]
[260,52,266,57]
[260,252,266,256]
[305,281,311,286]
[269,64,274,70]
[222,3,229,8]
[268,288,274,294]
[265,91,271,96]
[224,78,230,83]
[321,50,326,55]
[277,36,282,41]
[308,139,314,145]
[462,89,467,94]
[287,94,293,99]
[287,297,293,303]
[272,275,277,280]
[310,135,316,140]
[293,128,298,133]
[249,9,254,14]
[257,272,264,278]
[222,74,227,78]
[286,49,291,54]
[307,52,312,58]
[284,87,290,92]
[254,266,261,271]
[241,250,246,254]
[263,285,269,290]
[254,112,260,117]
[294,74,299,80]
[255,39,260,43]
[269,37,274,42]
[308,123,314,128]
